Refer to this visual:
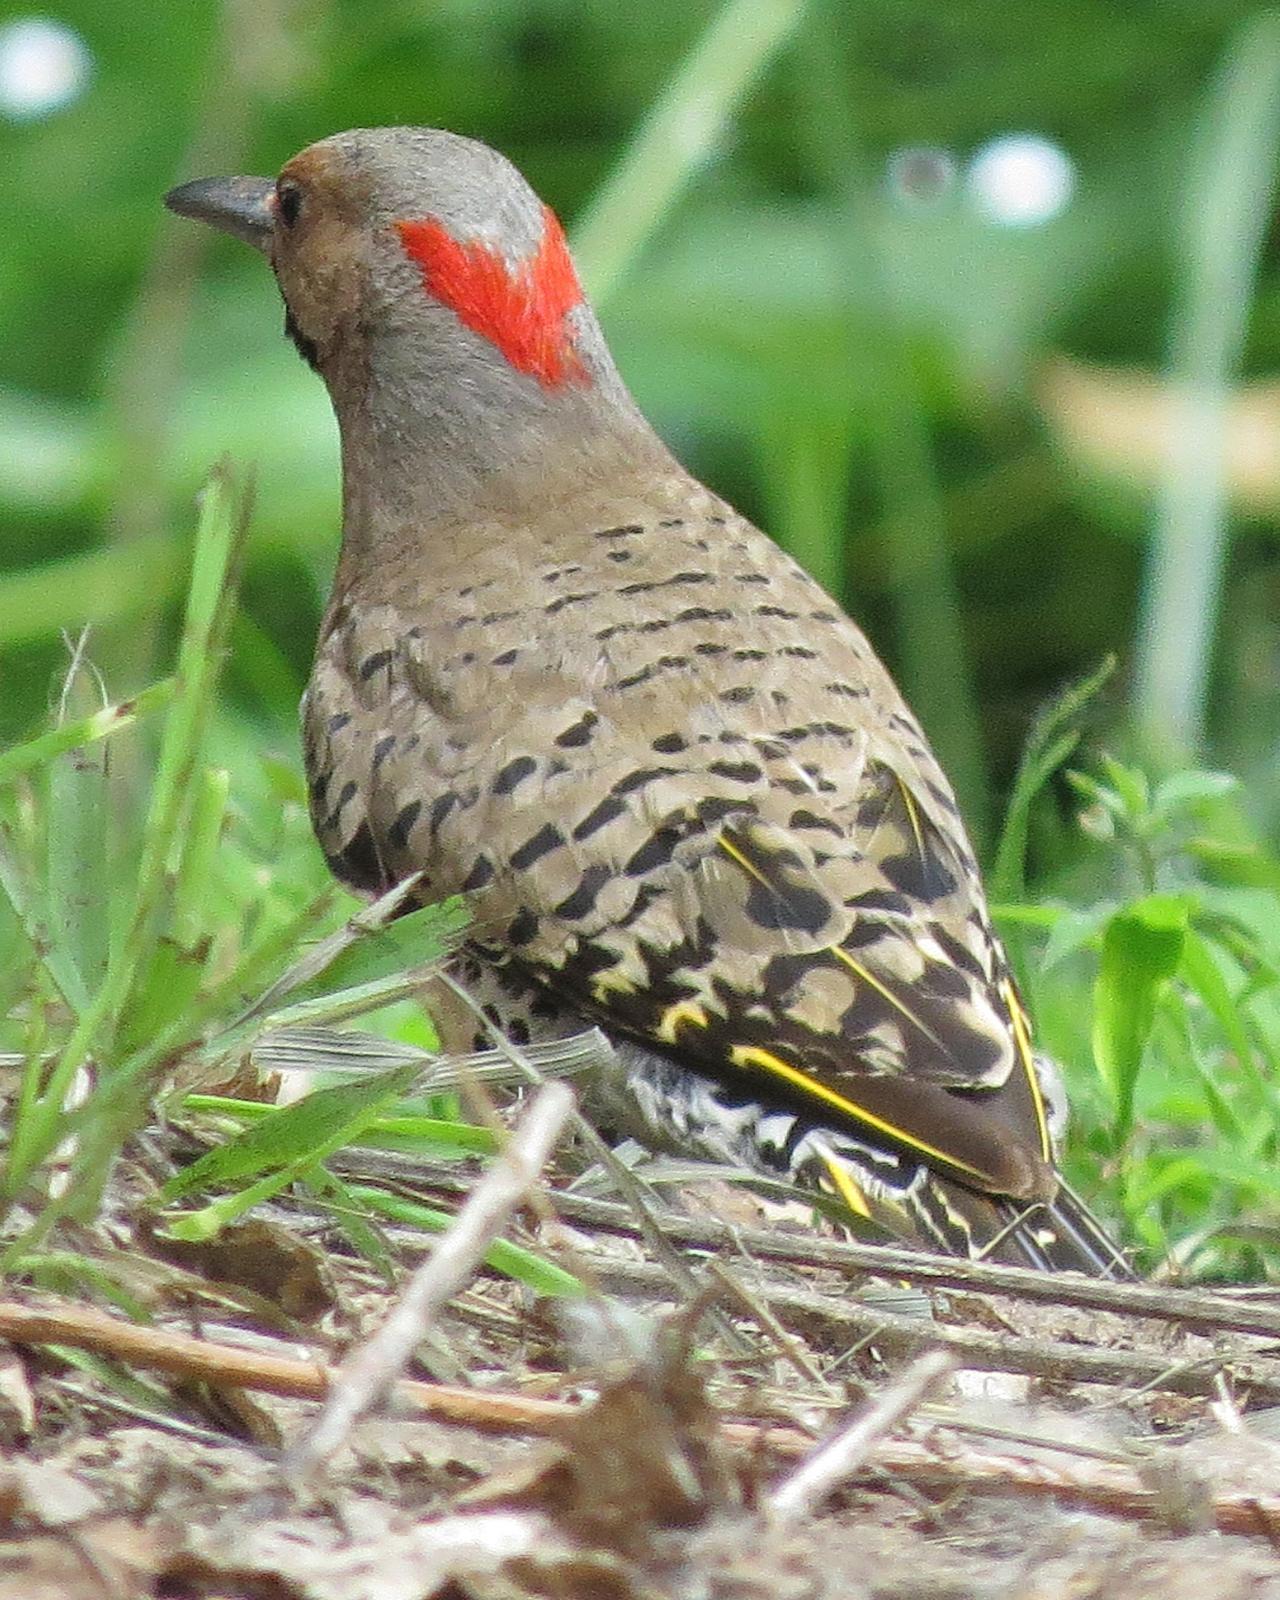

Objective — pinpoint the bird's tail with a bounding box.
[810,1134,1134,1278]
[988,1177,1135,1278]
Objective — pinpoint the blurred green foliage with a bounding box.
[6,0,1280,811]
[3,0,1280,1276]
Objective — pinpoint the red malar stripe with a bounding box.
[397,204,587,389]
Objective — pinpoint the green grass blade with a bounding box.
[171,766,230,949]
[346,1184,585,1299]
[160,1063,420,1203]
[990,656,1116,904]
[572,0,809,304]
[1133,12,1280,749]
[45,655,110,1012]
[2,466,249,1200]
[0,680,173,788]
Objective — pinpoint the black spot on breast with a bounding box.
[789,808,843,837]
[595,523,643,539]
[546,590,598,616]
[719,686,755,705]
[881,850,958,901]
[328,711,351,733]
[461,854,495,891]
[429,791,458,836]
[388,800,423,851]
[324,780,358,830]
[492,648,519,666]
[709,759,764,784]
[573,794,627,840]
[745,878,831,936]
[507,907,540,946]
[372,734,396,772]
[651,732,686,754]
[674,606,733,624]
[612,766,678,797]
[359,649,394,681]
[554,863,611,921]
[493,755,537,795]
[556,711,598,748]
[510,822,565,871]
[625,828,680,876]
[696,797,743,826]
[327,819,387,895]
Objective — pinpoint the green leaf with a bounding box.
[159,1061,420,1204]
[0,679,174,789]
[1152,769,1240,815]
[1186,838,1280,894]
[990,656,1115,903]
[301,899,470,998]
[345,1184,585,1299]
[1092,894,1190,1142]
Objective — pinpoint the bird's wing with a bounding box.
[482,736,1056,1205]
[302,584,1055,1207]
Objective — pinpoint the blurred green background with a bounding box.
[4,0,1280,834]
[5,0,1280,1270]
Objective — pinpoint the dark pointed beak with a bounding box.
[164,175,275,253]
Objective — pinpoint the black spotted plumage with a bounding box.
[302,486,1128,1276]
[171,124,1129,1277]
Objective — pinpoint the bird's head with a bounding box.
[166,128,638,479]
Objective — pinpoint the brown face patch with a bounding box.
[268,145,370,366]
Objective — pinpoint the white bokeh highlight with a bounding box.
[967,134,1074,228]
[0,17,91,121]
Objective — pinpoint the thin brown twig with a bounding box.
[0,1297,572,1429]
[579,1254,1280,1403]
[7,1296,1280,1540]
[348,1156,1280,1342]
[280,1080,575,1484]
[768,1350,955,1523]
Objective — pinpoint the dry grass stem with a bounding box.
[768,1349,956,1523]
[280,1080,575,1483]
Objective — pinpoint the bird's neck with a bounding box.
[324,320,668,587]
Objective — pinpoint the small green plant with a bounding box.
[0,467,580,1304]
[995,692,1280,1278]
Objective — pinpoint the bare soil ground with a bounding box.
[3,1111,1280,1599]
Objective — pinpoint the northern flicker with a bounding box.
[167,127,1127,1274]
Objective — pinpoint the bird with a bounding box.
[166,126,1128,1274]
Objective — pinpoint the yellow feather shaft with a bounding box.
[728,1043,989,1183]
[829,945,949,1053]
[1002,979,1052,1162]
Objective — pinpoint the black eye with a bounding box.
[277,181,303,228]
